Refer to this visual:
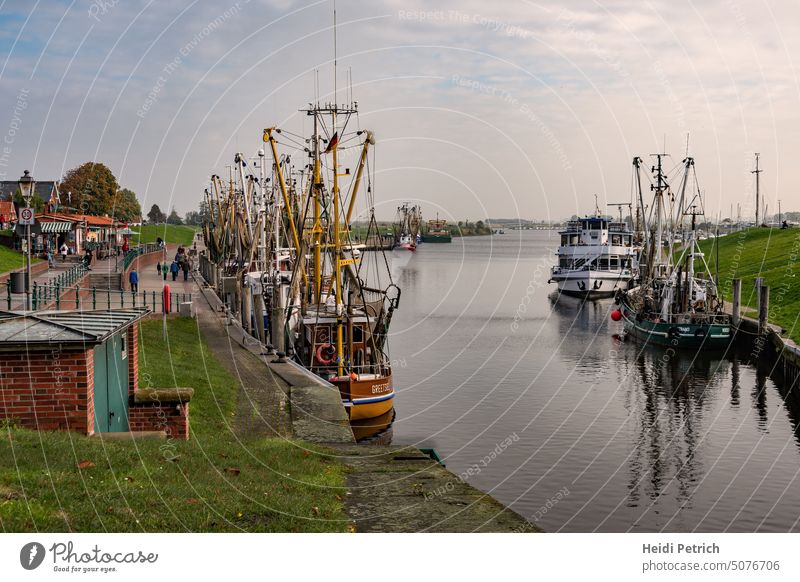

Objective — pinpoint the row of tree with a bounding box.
[146,202,207,226]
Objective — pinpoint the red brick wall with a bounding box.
[128,324,139,397]
[0,347,94,434]
[128,402,189,440]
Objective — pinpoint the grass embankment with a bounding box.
[699,227,800,343]
[0,318,348,532]
[0,245,41,275]
[132,224,199,247]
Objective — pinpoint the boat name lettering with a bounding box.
[371,382,391,394]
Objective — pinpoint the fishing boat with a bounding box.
[421,215,452,243]
[393,202,421,251]
[261,94,401,421]
[549,204,637,299]
[612,154,731,349]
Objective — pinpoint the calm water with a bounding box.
[386,230,800,532]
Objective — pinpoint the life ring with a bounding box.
[315,343,336,366]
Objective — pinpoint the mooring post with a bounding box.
[758,284,770,335]
[732,278,741,326]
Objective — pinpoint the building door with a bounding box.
[93,332,130,432]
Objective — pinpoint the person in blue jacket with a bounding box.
[170,260,179,281]
[129,268,139,293]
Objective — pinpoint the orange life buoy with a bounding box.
[315,343,336,366]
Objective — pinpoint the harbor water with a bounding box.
[387,230,800,532]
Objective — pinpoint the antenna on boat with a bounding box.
[333,0,338,107]
[752,153,762,226]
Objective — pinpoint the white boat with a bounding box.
[549,214,638,299]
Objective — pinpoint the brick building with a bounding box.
[0,308,190,439]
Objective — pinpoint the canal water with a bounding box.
[386,230,800,532]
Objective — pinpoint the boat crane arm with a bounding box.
[345,130,374,224]
[264,127,306,284]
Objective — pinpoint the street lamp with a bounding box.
[18,170,34,311]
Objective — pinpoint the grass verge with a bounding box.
[698,227,800,343]
[0,245,41,275]
[0,318,349,532]
[131,224,198,247]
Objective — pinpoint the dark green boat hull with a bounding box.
[421,233,452,243]
[619,300,732,350]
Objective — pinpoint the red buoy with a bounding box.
[610,309,622,322]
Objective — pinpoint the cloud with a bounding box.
[0,0,798,220]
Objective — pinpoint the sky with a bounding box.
[0,0,798,223]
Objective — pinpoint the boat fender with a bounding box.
[315,343,336,366]
[593,280,602,290]
[577,280,586,291]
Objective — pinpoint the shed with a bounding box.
[0,308,191,438]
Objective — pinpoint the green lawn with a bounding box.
[698,227,800,342]
[131,224,199,247]
[0,318,349,532]
[0,245,41,275]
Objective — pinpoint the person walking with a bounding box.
[162,261,169,281]
[47,250,55,268]
[181,258,189,281]
[156,260,161,276]
[60,243,68,262]
[129,268,139,293]
[170,260,179,281]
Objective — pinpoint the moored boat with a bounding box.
[421,215,452,243]
[549,212,637,299]
[612,153,731,349]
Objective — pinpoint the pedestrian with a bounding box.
[47,250,54,268]
[156,261,161,276]
[170,260,178,281]
[181,258,189,281]
[162,261,169,281]
[60,243,68,262]
[129,268,139,293]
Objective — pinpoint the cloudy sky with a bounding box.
[1,0,798,222]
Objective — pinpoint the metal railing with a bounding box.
[29,283,192,312]
[5,263,89,310]
[121,242,161,272]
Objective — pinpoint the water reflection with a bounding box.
[624,345,723,508]
[352,408,395,445]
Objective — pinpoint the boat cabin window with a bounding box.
[560,258,571,268]
[609,256,619,268]
[599,258,609,269]
[352,325,364,343]
[561,235,568,246]
[611,234,622,245]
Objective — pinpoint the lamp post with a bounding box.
[18,170,34,311]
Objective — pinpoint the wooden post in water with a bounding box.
[758,285,770,335]
[732,278,741,326]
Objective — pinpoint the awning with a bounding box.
[39,221,73,233]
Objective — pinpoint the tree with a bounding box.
[13,189,46,213]
[184,210,201,225]
[111,188,142,222]
[147,204,166,224]
[167,208,183,225]
[60,162,119,215]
